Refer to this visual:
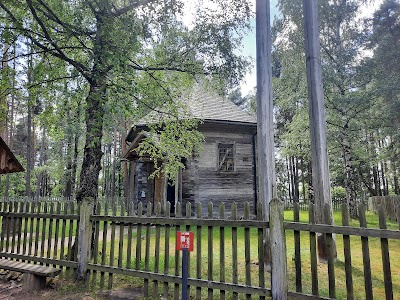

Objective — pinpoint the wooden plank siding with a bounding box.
[192,126,256,215]
[127,122,257,216]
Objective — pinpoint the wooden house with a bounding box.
[0,137,24,174]
[123,87,257,215]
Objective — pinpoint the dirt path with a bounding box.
[0,278,145,300]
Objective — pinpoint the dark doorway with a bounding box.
[167,183,175,214]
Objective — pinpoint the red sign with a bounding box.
[176,231,194,251]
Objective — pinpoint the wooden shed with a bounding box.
[123,87,257,215]
[0,137,24,174]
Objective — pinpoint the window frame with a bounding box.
[217,142,236,173]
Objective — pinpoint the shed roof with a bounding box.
[0,137,24,174]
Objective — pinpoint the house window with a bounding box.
[218,143,234,172]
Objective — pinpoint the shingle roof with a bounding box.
[136,85,256,126]
[186,85,256,124]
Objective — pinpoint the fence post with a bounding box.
[75,199,93,281]
[270,198,287,300]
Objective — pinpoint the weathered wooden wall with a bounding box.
[187,123,257,215]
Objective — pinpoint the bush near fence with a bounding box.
[0,198,399,299]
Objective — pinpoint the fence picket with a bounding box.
[257,202,265,300]
[174,202,182,300]
[126,201,134,269]
[60,201,67,266]
[66,202,74,277]
[28,202,34,257]
[40,202,48,263]
[324,203,336,298]
[196,203,202,300]
[359,203,373,299]
[232,202,238,300]
[5,202,11,253]
[186,202,192,298]
[11,202,18,253]
[100,200,108,289]
[16,202,23,257]
[163,202,171,299]
[92,202,101,287]
[208,202,214,300]
[135,202,143,271]
[143,202,152,296]
[118,200,125,270]
[0,202,5,252]
[153,203,161,298]
[244,202,251,300]
[309,203,318,295]
[294,202,302,293]
[53,202,61,267]
[270,199,287,300]
[46,202,54,266]
[22,202,29,256]
[219,203,225,300]
[108,201,117,289]
[378,205,393,300]
[342,203,354,299]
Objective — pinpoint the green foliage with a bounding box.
[1,0,253,198]
[136,118,204,183]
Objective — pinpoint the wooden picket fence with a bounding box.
[0,198,399,299]
[284,198,367,212]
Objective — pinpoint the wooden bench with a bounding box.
[0,259,61,291]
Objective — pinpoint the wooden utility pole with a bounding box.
[303,0,335,260]
[256,0,276,268]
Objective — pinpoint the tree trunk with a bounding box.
[35,126,46,199]
[111,131,117,202]
[4,44,17,199]
[0,41,10,140]
[75,76,106,281]
[382,160,389,195]
[64,132,74,198]
[308,162,313,203]
[342,130,357,219]
[121,120,129,204]
[287,157,292,202]
[26,99,33,198]
[293,157,299,203]
[71,99,82,197]
[76,78,106,203]
[301,158,307,202]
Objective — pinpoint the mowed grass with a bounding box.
[90,209,400,299]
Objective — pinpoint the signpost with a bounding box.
[176,231,194,300]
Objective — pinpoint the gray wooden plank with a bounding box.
[341,203,353,299]
[359,203,373,299]
[0,258,61,277]
[379,205,393,300]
